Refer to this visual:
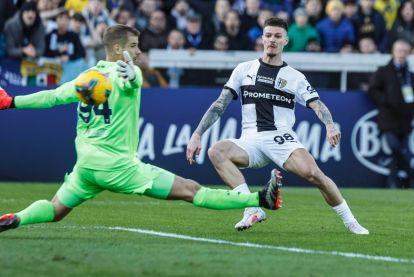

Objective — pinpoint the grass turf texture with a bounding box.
[0,183,413,276]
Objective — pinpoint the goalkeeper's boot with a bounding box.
[235,208,266,231]
[345,220,369,235]
[258,169,283,210]
[0,213,20,233]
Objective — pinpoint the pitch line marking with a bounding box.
[97,226,414,265]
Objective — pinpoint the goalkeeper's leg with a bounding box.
[0,195,72,233]
[144,171,280,210]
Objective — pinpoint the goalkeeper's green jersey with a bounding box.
[14,60,143,170]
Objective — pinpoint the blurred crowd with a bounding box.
[0,0,412,87]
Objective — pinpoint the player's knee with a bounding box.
[184,179,202,201]
[208,143,228,164]
[303,168,324,184]
[51,199,71,222]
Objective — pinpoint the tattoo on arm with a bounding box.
[195,88,234,136]
[310,100,334,125]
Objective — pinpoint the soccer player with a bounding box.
[186,17,369,234]
[0,25,280,233]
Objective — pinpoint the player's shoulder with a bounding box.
[280,63,306,79]
[235,59,260,71]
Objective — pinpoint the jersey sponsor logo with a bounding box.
[257,75,274,85]
[242,90,293,104]
[351,109,413,177]
[276,78,287,89]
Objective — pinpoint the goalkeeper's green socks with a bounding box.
[16,200,55,226]
[192,187,259,210]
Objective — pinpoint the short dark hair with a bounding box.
[103,24,140,50]
[263,17,288,32]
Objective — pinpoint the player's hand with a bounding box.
[326,123,341,147]
[0,86,13,110]
[186,133,202,165]
[116,51,136,82]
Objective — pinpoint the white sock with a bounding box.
[233,183,256,213]
[233,183,250,194]
[333,200,356,224]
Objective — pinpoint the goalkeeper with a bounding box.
[0,25,281,233]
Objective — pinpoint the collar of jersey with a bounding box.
[259,58,287,69]
[96,60,116,68]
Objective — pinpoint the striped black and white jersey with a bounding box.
[224,58,319,132]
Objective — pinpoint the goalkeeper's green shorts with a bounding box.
[56,161,175,208]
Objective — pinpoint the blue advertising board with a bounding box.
[0,86,406,187]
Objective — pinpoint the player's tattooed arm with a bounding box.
[309,99,341,146]
[194,88,234,136]
[309,99,334,126]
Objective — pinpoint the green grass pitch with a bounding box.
[1,183,413,276]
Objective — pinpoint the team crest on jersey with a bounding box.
[276,78,287,88]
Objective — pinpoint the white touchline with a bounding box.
[90,226,414,265]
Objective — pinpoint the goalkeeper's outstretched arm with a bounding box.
[0,82,79,110]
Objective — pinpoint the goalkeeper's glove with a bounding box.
[116,51,136,82]
[0,86,13,110]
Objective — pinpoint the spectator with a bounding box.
[247,9,273,44]
[166,29,185,88]
[166,29,186,49]
[44,10,85,61]
[305,0,324,26]
[316,0,355,52]
[275,9,290,24]
[114,8,136,28]
[0,0,21,31]
[183,13,210,50]
[44,10,86,83]
[106,0,135,18]
[240,0,262,33]
[222,9,252,50]
[170,0,195,31]
[384,0,414,52]
[70,12,101,67]
[140,10,169,52]
[348,37,378,91]
[343,0,358,21]
[213,33,229,51]
[368,39,414,188]
[134,0,158,31]
[0,0,21,57]
[374,0,399,30]
[205,0,231,35]
[37,0,63,33]
[286,8,320,52]
[83,0,115,33]
[4,1,45,59]
[359,36,378,53]
[352,0,387,51]
[305,38,322,52]
[137,53,168,88]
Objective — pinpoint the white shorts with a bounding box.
[227,129,305,169]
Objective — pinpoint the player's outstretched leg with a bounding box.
[235,169,283,230]
[0,200,54,233]
[166,175,282,210]
[0,197,72,233]
[0,213,20,232]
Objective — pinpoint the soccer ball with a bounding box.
[75,69,112,106]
